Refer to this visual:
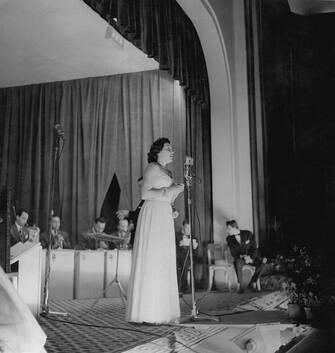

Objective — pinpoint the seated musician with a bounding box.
[79,217,115,250]
[40,215,71,249]
[10,208,30,246]
[175,220,199,293]
[10,208,40,272]
[110,218,131,250]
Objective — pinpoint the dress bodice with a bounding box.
[150,170,173,189]
[142,164,174,203]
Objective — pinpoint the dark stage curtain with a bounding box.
[185,96,212,248]
[259,0,335,251]
[0,70,186,245]
[0,83,62,225]
[82,0,213,243]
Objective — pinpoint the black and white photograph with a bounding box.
[1,0,335,352]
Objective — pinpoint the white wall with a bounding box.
[177,0,253,241]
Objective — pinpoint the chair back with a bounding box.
[207,242,229,265]
[224,244,235,265]
[207,243,215,265]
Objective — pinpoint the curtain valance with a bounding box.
[82,0,210,107]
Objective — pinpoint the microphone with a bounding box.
[54,124,65,140]
[185,156,193,166]
[184,156,193,186]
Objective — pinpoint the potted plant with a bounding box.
[301,290,320,322]
[285,279,305,320]
[274,246,319,322]
[311,277,335,328]
[270,245,335,326]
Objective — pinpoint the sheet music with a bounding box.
[10,241,36,260]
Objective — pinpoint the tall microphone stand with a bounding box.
[41,126,67,317]
[178,157,218,323]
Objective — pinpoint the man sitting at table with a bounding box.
[79,217,113,250]
[40,215,71,249]
[10,208,30,246]
[110,218,131,249]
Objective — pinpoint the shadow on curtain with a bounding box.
[0,70,186,245]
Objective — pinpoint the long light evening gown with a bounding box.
[0,266,47,353]
[126,164,180,323]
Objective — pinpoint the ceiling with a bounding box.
[0,0,158,88]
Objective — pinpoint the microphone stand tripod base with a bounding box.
[104,277,127,307]
[40,306,68,317]
[104,247,127,307]
[177,306,220,324]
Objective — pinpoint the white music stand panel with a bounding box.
[74,250,105,299]
[41,249,75,300]
[10,243,42,317]
[104,249,132,298]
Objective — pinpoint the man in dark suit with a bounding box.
[226,220,267,293]
[40,215,71,249]
[10,208,30,246]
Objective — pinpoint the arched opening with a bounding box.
[177,0,253,240]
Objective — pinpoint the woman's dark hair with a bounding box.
[147,137,170,163]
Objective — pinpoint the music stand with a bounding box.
[104,244,127,306]
[91,235,128,308]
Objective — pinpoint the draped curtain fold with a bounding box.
[0,83,62,225]
[0,70,186,245]
[185,96,212,250]
[82,0,213,243]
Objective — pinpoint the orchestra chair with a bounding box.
[207,243,235,292]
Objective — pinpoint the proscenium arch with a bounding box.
[177,0,254,241]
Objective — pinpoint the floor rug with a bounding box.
[39,291,284,353]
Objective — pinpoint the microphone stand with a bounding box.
[41,128,67,317]
[178,158,218,323]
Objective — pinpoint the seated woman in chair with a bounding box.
[226,220,267,293]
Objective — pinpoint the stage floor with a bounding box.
[38,290,292,353]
